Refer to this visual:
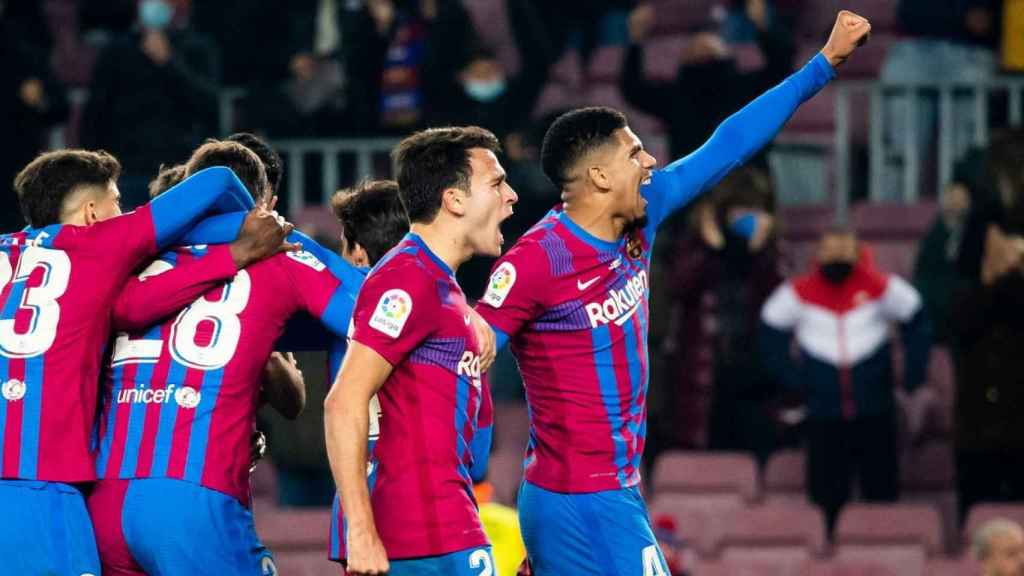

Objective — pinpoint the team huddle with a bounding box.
[0,11,868,576]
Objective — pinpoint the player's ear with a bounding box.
[587,165,612,192]
[352,243,370,268]
[441,187,468,217]
[83,200,100,226]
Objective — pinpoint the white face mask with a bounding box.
[464,78,507,103]
[139,0,174,31]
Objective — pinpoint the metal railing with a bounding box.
[272,138,401,212]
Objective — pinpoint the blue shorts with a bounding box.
[386,545,496,576]
[0,479,100,576]
[518,481,670,576]
[88,478,276,576]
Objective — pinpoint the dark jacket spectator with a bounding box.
[952,129,1024,521]
[1,6,69,232]
[913,182,971,345]
[81,3,220,208]
[761,230,930,531]
[897,0,1003,48]
[421,0,554,142]
[657,168,784,464]
[621,0,795,159]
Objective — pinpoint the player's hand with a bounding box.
[248,430,267,474]
[627,3,655,44]
[820,10,871,68]
[346,527,390,575]
[468,308,496,373]
[231,197,301,268]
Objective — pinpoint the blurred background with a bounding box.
[5,0,1024,574]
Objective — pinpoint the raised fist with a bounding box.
[821,10,871,68]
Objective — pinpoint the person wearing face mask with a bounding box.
[760,228,931,534]
[421,0,554,143]
[81,0,220,209]
[913,182,971,345]
[621,0,796,160]
[646,167,784,468]
[951,129,1024,525]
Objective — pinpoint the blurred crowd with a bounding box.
[5,0,1024,569]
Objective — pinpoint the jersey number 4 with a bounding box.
[0,248,71,358]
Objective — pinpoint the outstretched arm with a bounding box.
[148,166,256,248]
[643,11,870,229]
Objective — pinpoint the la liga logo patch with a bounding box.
[482,262,516,307]
[370,289,412,338]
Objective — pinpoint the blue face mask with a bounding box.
[139,0,174,31]
[730,213,758,240]
[464,79,507,103]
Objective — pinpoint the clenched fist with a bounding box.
[821,10,871,68]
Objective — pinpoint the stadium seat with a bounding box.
[587,44,626,84]
[964,504,1024,548]
[926,347,955,436]
[901,442,954,493]
[642,35,690,81]
[834,503,944,576]
[763,449,807,505]
[652,451,759,502]
[255,505,333,550]
[582,82,666,148]
[732,42,767,74]
[927,556,981,576]
[273,550,338,576]
[836,34,896,79]
[806,560,899,576]
[533,81,580,119]
[697,558,811,576]
[649,0,720,34]
[716,504,827,571]
[252,459,279,499]
[649,494,717,556]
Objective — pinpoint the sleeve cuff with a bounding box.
[809,52,837,81]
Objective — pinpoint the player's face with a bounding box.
[464,148,518,257]
[94,182,123,221]
[608,127,656,225]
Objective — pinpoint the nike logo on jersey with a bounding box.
[464,314,472,325]
[577,276,601,291]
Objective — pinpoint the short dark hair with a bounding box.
[227,132,283,194]
[185,140,268,202]
[392,126,501,224]
[14,149,122,228]
[148,164,187,198]
[541,106,628,189]
[330,180,410,265]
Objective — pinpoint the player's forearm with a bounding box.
[148,167,255,249]
[653,53,835,216]
[263,352,305,419]
[113,247,237,331]
[325,389,377,532]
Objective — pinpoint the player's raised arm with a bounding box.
[324,341,393,576]
[643,10,871,228]
[147,166,257,249]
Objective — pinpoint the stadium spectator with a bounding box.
[952,130,1024,522]
[422,0,554,143]
[974,518,1024,576]
[654,166,785,464]
[621,0,796,160]
[879,0,1001,198]
[81,0,220,208]
[761,227,931,532]
[913,181,971,344]
[0,4,69,232]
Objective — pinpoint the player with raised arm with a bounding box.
[473,12,871,576]
[0,148,280,575]
[325,127,516,576]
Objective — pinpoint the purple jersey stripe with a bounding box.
[533,299,591,332]
[149,358,188,477]
[183,367,225,484]
[0,357,8,468]
[408,337,464,371]
[95,364,125,477]
[538,230,574,278]
[118,360,158,477]
[591,324,629,487]
[17,354,45,478]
